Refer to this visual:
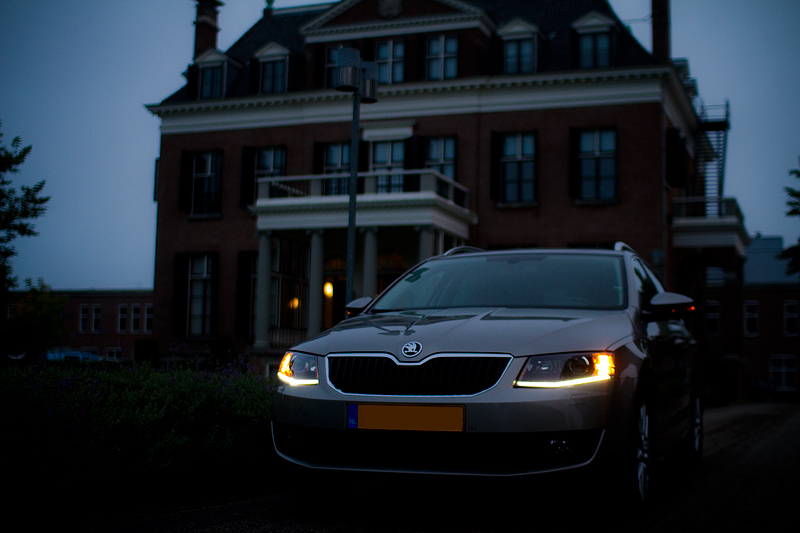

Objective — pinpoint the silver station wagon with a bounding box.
[272,244,703,503]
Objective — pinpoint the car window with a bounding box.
[632,258,664,310]
[372,253,627,311]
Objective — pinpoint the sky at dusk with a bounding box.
[1,0,799,290]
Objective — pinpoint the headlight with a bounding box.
[514,352,615,388]
[277,352,319,386]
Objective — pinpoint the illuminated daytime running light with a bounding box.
[515,352,615,388]
[277,352,319,386]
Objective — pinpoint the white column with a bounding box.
[253,231,272,352]
[418,226,435,262]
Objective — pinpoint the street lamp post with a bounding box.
[335,48,378,311]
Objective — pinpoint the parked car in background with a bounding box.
[46,349,104,363]
[272,244,702,503]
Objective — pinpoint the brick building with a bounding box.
[147,0,744,369]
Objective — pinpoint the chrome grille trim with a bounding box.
[327,354,512,396]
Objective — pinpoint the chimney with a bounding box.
[651,0,671,63]
[194,0,223,59]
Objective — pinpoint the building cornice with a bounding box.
[148,66,698,136]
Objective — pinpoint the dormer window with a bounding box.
[571,11,616,69]
[579,33,610,68]
[498,19,540,75]
[427,35,457,80]
[200,65,223,99]
[194,49,237,100]
[254,43,289,94]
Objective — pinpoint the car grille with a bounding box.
[327,355,511,396]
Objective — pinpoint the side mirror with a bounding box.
[345,297,373,318]
[645,292,696,322]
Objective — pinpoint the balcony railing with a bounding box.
[257,169,470,210]
[672,197,744,220]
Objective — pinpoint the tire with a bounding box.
[633,398,653,504]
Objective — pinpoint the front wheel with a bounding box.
[633,399,652,504]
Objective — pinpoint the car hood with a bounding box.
[294,308,634,360]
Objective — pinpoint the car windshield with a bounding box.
[372,253,627,311]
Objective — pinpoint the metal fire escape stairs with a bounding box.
[695,101,731,216]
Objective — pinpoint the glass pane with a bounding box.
[579,35,593,68]
[600,130,616,152]
[443,137,455,159]
[392,62,404,83]
[428,138,441,160]
[521,161,534,182]
[599,176,615,199]
[505,41,518,74]
[377,42,389,60]
[373,142,389,164]
[580,132,596,154]
[445,36,458,54]
[444,57,457,78]
[520,40,533,73]
[599,156,615,178]
[522,134,535,157]
[391,141,405,163]
[394,42,405,59]
[428,38,440,55]
[378,63,390,84]
[596,33,610,67]
[428,58,441,80]
[503,136,518,157]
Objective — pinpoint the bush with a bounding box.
[0,359,276,504]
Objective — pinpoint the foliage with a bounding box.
[0,121,50,292]
[778,158,800,274]
[2,278,67,359]
[0,361,275,498]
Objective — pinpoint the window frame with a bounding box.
[187,254,216,338]
[578,32,611,69]
[744,300,759,337]
[504,38,536,74]
[499,133,536,204]
[770,354,797,392]
[426,35,458,81]
[376,39,405,85]
[191,151,222,216]
[576,128,617,203]
[371,140,406,193]
[784,300,798,337]
[323,142,350,196]
[260,58,287,94]
[118,304,128,334]
[200,64,224,99]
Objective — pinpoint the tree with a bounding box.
[0,121,50,292]
[1,278,67,361]
[778,158,800,275]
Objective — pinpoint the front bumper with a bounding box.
[272,357,620,475]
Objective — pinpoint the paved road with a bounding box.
[85,402,800,532]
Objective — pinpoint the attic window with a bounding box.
[200,65,223,99]
[497,19,539,75]
[255,43,290,94]
[571,11,616,69]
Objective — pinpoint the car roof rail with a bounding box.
[443,246,484,256]
[613,241,636,253]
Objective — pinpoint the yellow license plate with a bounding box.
[347,404,464,432]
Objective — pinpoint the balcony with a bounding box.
[251,169,477,239]
[672,197,750,256]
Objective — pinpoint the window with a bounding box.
[92,304,102,334]
[504,39,535,74]
[427,35,457,80]
[272,239,309,330]
[785,300,798,337]
[79,304,89,333]
[579,32,611,68]
[426,137,456,181]
[118,305,128,334]
[200,65,223,98]
[705,300,720,337]
[372,141,405,193]
[771,355,797,392]
[261,59,286,94]
[376,40,404,84]
[188,255,215,337]
[744,301,759,337]
[105,347,122,362]
[191,151,222,215]
[131,304,141,334]
[323,143,350,196]
[577,129,616,201]
[500,133,536,204]
[325,45,343,88]
[256,147,286,199]
[144,304,154,334]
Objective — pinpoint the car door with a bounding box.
[633,259,694,449]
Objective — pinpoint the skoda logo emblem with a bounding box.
[401,341,423,358]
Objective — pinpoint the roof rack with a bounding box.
[613,242,636,253]
[443,246,484,256]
